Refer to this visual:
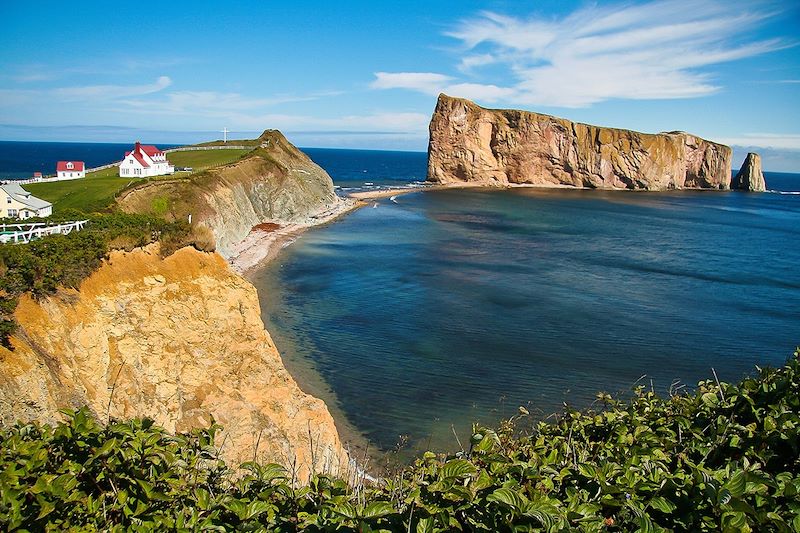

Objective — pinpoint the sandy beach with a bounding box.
[227,198,362,274]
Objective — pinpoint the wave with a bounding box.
[767,190,800,195]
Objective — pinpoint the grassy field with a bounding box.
[23,149,252,213]
[168,149,251,171]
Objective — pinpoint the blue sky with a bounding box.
[2,0,799,170]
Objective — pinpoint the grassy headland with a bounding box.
[22,148,252,213]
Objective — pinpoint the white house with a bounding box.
[56,161,86,179]
[1,183,53,219]
[119,142,174,178]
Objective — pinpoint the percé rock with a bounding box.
[0,245,348,479]
[732,152,766,192]
[427,94,732,190]
[117,130,343,258]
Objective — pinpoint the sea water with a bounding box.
[251,151,800,453]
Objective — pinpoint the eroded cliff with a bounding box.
[117,130,343,258]
[0,245,348,479]
[428,94,732,190]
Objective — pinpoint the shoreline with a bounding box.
[227,197,363,274]
[226,180,596,276]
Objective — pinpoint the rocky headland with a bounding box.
[116,130,355,259]
[427,94,733,191]
[0,244,348,479]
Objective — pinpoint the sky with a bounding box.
[1,0,799,171]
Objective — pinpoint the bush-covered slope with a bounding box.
[0,212,213,347]
[2,350,798,531]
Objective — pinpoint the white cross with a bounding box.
[222,127,229,143]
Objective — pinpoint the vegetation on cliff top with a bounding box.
[23,148,253,212]
[0,211,214,347]
[1,350,798,531]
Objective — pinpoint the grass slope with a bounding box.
[23,149,252,213]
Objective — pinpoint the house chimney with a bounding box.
[135,141,141,153]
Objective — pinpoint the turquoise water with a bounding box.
[251,183,800,454]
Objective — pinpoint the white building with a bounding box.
[1,183,53,219]
[56,161,86,179]
[119,142,174,178]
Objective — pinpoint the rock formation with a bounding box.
[0,245,348,480]
[427,94,732,190]
[732,152,766,192]
[117,130,344,257]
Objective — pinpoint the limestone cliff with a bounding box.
[427,94,732,190]
[0,245,347,479]
[117,130,342,257]
[732,152,766,192]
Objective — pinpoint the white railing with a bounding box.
[0,220,88,244]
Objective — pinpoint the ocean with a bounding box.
[252,149,800,454]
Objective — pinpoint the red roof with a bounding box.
[56,161,85,172]
[124,142,155,168]
[139,145,162,157]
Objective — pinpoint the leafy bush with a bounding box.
[1,350,798,531]
[0,212,209,347]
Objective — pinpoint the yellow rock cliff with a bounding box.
[0,244,348,480]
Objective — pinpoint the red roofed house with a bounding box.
[119,141,174,178]
[56,161,85,179]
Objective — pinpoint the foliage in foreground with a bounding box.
[0,211,214,347]
[1,351,798,532]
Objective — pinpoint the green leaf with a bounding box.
[701,392,719,407]
[487,487,528,512]
[416,516,435,533]
[333,501,358,520]
[649,495,677,514]
[726,471,747,499]
[362,501,394,519]
[440,459,477,480]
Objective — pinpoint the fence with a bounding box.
[0,220,88,244]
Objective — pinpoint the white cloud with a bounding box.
[370,72,514,103]
[370,72,453,93]
[458,54,496,73]
[373,0,792,108]
[53,76,172,100]
[717,133,800,151]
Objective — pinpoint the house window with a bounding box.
[8,209,17,217]
[6,197,10,204]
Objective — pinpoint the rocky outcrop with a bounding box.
[0,245,348,480]
[427,94,732,190]
[732,152,766,192]
[117,130,343,258]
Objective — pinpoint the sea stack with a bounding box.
[427,94,732,191]
[732,152,766,192]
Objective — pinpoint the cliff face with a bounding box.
[732,152,766,192]
[0,245,347,479]
[117,130,341,258]
[427,94,732,190]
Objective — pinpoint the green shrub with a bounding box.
[0,212,202,348]
[1,350,798,531]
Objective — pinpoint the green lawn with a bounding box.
[168,149,251,171]
[23,149,252,214]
